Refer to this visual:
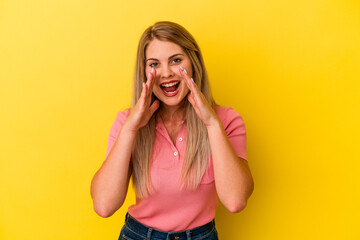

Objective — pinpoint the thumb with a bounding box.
[149,100,160,115]
[187,93,195,106]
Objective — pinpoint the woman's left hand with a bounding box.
[179,66,220,127]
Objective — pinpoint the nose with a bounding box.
[159,64,175,79]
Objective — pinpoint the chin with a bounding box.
[158,98,187,107]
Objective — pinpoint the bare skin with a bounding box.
[160,116,184,146]
[157,101,186,145]
[90,39,254,217]
[178,67,254,212]
[90,68,159,218]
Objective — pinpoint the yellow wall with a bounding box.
[1,0,359,239]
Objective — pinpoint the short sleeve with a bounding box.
[104,109,130,161]
[215,106,247,161]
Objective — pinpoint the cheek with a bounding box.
[152,86,162,97]
[183,63,193,76]
[182,82,190,93]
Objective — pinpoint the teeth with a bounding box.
[161,81,179,87]
[164,90,175,93]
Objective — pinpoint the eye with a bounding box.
[172,58,182,64]
[149,62,158,68]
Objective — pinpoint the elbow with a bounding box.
[93,200,122,218]
[224,182,254,213]
[93,204,114,218]
[91,189,126,218]
[226,200,247,213]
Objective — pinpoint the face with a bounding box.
[145,39,193,108]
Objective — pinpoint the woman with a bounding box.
[91,21,254,240]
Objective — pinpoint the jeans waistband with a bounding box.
[124,212,215,240]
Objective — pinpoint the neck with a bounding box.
[158,102,186,123]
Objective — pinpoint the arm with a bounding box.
[90,68,159,217]
[90,123,136,218]
[179,66,254,213]
[207,119,254,213]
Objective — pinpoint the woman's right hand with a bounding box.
[123,68,160,133]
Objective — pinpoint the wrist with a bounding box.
[206,116,222,130]
[121,120,139,136]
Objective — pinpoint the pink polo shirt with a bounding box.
[104,106,247,231]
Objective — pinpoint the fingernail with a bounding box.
[151,67,154,72]
[148,72,151,78]
[180,66,184,71]
[143,82,145,88]
[184,69,187,74]
[191,78,194,82]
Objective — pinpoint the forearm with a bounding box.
[207,119,254,213]
[90,123,136,217]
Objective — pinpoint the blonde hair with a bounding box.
[131,21,216,198]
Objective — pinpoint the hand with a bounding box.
[123,68,160,133]
[179,66,220,127]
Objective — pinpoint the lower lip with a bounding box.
[160,82,181,97]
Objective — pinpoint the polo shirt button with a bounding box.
[174,152,178,156]
[179,137,183,141]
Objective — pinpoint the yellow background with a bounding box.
[1,0,359,239]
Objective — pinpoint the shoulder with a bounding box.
[214,105,241,116]
[214,105,244,124]
[109,108,131,135]
[104,109,131,160]
[115,108,131,124]
[213,105,246,134]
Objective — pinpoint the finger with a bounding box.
[179,67,203,101]
[148,68,157,93]
[148,99,160,116]
[187,92,196,106]
[179,67,192,91]
[188,93,202,117]
[179,66,202,100]
[146,67,155,88]
[139,82,147,106]
[145,68,154,100]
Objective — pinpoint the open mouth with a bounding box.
[160,81,180,94]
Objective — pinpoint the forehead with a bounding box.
[145,39,184,59]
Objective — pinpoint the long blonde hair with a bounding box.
[131,21,216,198]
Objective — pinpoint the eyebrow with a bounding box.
[145,53,184,62]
